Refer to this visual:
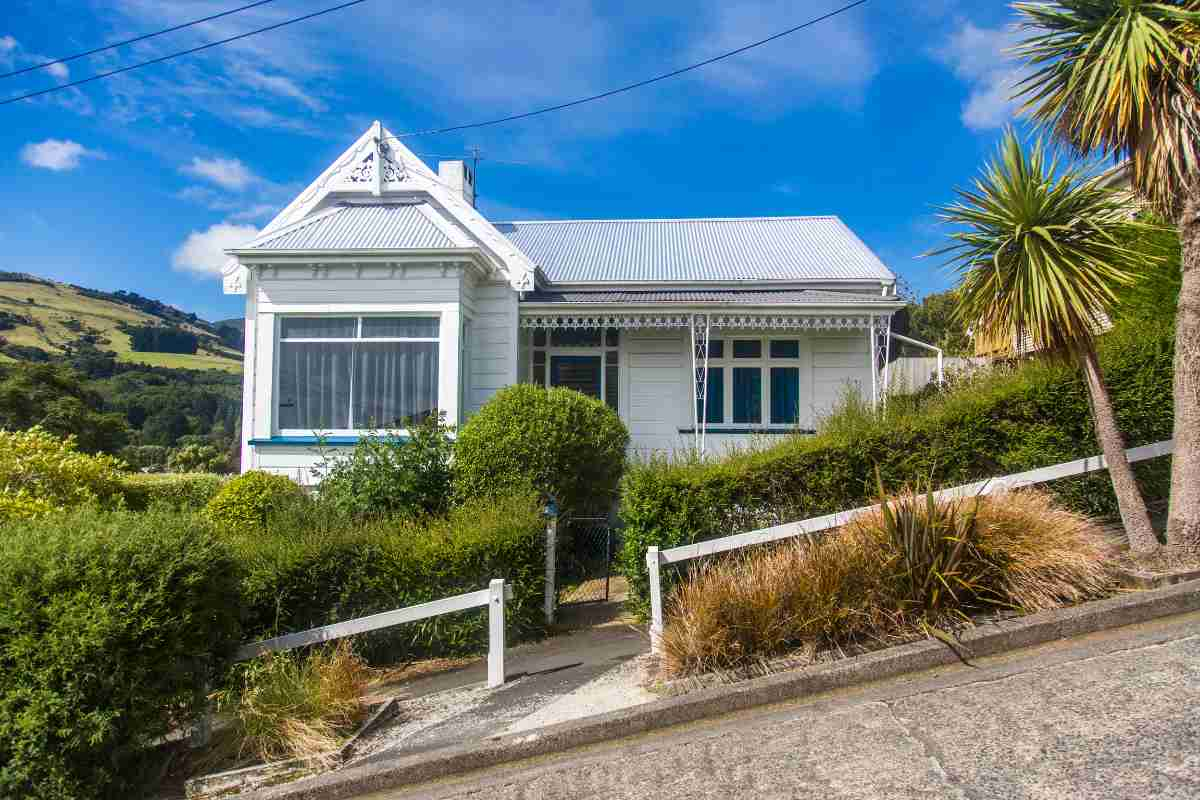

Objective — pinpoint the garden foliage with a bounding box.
[0,509,241,799]
[119,472,225,511]
[0,426,127,520]
[454,384,629,515]
[660,488,1112,677]
[205,469,307,532]
[227,492,548,660]
[620,319,1174,615]
[316,414,454,519]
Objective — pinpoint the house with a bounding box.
[223,122,907,477]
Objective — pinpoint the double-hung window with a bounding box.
[696,337,802,428]
[277,316,439,432]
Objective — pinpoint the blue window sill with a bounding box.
[677,427,815,436]
[248,435,410,447]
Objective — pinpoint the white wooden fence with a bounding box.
[236,580,513,688]
[645,440,1175,651]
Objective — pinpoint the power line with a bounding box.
[1,0,284,80]
[0,0,371,106]
[389,0,870,139]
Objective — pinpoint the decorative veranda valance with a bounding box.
[518,313,890,331]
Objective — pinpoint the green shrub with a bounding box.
[0,508,241,799]
[205,470,307,532]
[120,444,170,473]
[0,426,127,519]
[167,442,228,474]
[228,493,547,661]
[317,415,454,520]
[120,472,225,511]
[620,319,1174,616]
[454,384,629,515]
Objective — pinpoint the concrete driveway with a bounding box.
[362,610,1200,800]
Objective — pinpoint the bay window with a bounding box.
[696,337,802,428]
[277,315,439,432]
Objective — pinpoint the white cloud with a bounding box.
[0,35,16,55]
[20,139,105,171]
[0,36,69,82]
[46,61,69,80]
[936,22,1026,131]
[182,156,258,190]
[171,222,260,277]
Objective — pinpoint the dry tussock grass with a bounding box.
[211,639,372,766]
[661,489,1114,678]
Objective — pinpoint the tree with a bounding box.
[905,290,972,355]
[0,363,128,454]
[933,131,1162,554]
[1013,0,1200,551]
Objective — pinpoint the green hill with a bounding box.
[0,273,242,373]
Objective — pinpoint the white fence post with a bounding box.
[544,507,557,625]
[487,578,506,689]
[646,546,663,654]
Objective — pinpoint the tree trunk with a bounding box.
[1078,346,1159,554]
[1167,181,1200,553]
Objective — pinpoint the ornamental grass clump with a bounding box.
[660,486,1114,679]
[211,640,371,766]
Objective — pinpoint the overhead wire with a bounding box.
[0,0,284,80]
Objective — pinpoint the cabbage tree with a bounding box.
[934,131,1162,554]
[1013,0,1200,551]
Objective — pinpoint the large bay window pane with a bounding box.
[354,342,439,427]
[278,341,353,429]
[770,367,800,424]
[732,367,761,424]
[280,317,356,339]
[362,317,440,339]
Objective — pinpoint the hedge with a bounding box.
[226,493,548,661]
[454,384,629,515]
[618,319,1175,617]
[119,472,225,511]
[0,509,241,799]
[205,470,307,532]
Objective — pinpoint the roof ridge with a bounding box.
[498,215,841,225]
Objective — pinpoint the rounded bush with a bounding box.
[453,384,629,515]
[0,426,126,520]
[205,470,306,531]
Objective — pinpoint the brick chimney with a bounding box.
[438,160,476,207]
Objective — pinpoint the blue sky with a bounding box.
[1,0,1027,322]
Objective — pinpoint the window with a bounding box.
[698,338,803,428]
[277,316,439,431]
[530,328,619,411]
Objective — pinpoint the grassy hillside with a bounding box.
[0,276,241,373]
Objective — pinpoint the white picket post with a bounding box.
[487,578,506,688]
[647,546,663,653]
[544,511,557,625]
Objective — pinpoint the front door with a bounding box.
[550,355,602,400]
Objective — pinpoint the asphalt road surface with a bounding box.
[362,611,1200,800]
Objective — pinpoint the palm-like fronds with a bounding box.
[1012,0,1200,217]
[931,130,1164,354]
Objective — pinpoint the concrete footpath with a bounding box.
[364,610,1200,799]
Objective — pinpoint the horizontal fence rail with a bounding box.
[646,440,1174,650]
[236,580,513,688]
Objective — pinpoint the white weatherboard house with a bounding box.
[224,122,912,478]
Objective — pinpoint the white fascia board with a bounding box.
[228,248,494,278]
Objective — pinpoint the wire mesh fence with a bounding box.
[557,516,614,606]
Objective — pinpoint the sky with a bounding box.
[1,0,1033,322]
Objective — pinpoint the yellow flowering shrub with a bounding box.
[0,427,127,518]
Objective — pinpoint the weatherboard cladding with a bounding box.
[496,216,896,284]
[248,204,458,251]
[520,288,900,305]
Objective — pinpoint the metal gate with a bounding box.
[556,516,614,605]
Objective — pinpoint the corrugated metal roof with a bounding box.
[521,288,900,306]
[497,216,895,284]
[246,203,459,251]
